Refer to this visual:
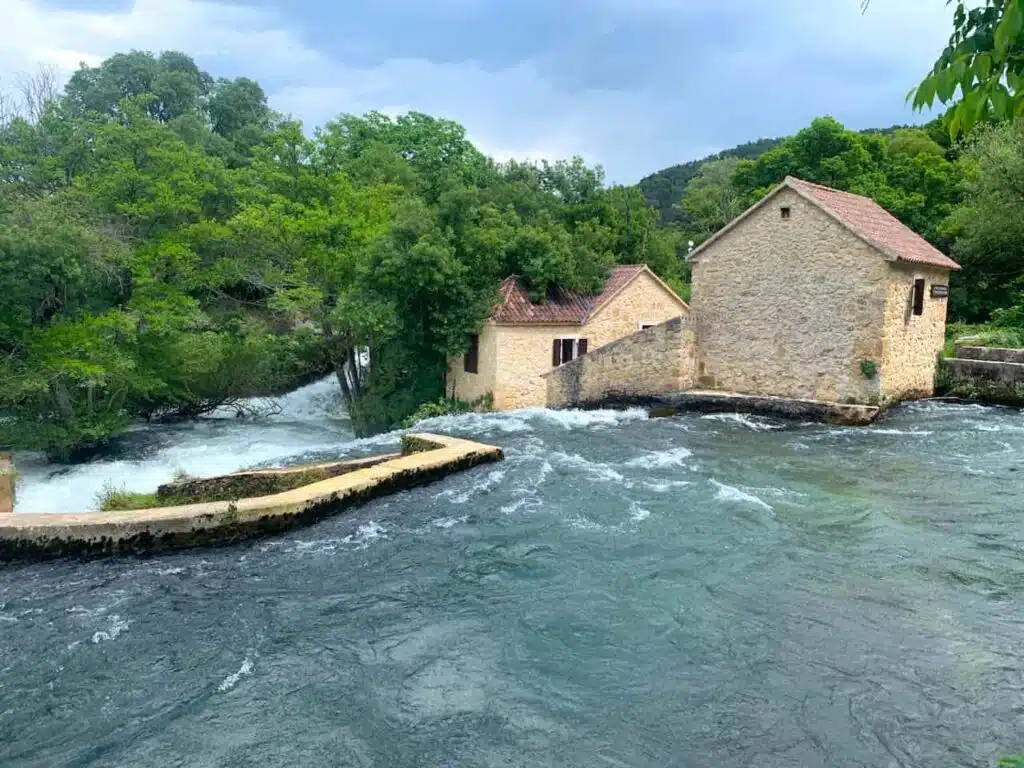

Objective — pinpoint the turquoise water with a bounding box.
[2,396,1024,766]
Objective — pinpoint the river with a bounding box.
[2,380,1023,766]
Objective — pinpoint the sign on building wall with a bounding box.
[931,284,949,298]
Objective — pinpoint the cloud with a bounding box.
[1,0,327,85]
[1,0,966,184]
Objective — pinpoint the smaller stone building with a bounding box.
[447,265,689,410]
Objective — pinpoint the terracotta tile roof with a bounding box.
[785,176,961,271]
[492,265,647,325]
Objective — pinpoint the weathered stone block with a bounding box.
[955,346,1024,364]
[0,453,13,515]
[941,358,1024,385]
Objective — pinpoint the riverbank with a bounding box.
[0,434,502,559]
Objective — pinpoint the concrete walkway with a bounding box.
[0,433,503,559]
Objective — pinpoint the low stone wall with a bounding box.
[544,316,696,408]
[155,454,400,503]
[954,346,1024,364]
[564,389,878,426]
[0,433,502,559]
[937,356,1024,406]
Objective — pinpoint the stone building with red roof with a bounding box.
[447,265,689,409]
[685,176,960,405]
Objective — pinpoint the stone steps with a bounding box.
[955,345,1024,364]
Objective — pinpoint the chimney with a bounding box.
[0,452,14,514]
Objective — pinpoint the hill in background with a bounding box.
[638,124,925,225]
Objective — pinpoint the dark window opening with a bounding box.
[912,278,926,316]
[464,333,479,373]
[641,323,655,330]
[552,337,587,367]
[780,206,791,220]
[561,338,575,365]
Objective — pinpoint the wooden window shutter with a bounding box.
[464,333,479,374]
[552,339,562,366]
[578,338,588,356]
[912,279,925,316]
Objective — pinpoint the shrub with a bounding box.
[400,393,493,428]
[859,360,878,379]
[94,482,160,512]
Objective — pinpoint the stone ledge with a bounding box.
[942,357,1024,384]
[0,433,503,560]
[954,346,1024,365]
[560,389,880,426]
[155,453,401,502]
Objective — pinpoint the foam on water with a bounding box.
[645,479,693,493]
[710,480,774,512]
[431,515,469,529]
[700,413,782,431]
[624,446,692,469]
[549,451,626,484]
[413,406,649,436]
[14,377,356,514]
[91,615,131,644]
[14,383,655,515]
[345,520,387,545]
[629,503,651,522]
[436,470,507,504]
[218,654,256,692]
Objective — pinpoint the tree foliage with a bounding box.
[944,121,1024,321]
[910,0,1024,138]
[0,50,687,458]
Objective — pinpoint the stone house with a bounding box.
[688,176,960,405]
[447,265,689,410]
[546,176,961,412]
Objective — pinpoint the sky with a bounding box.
[2,0,957,184]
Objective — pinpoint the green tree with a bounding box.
[944,121,1024,320]
[64,51,213,123]
[910,0,1024,138]
[676,157,745,243]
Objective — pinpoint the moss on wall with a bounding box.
[400,435,444,454]
[935,366,1024,407]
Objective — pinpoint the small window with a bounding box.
[464,333,479,374]
[640,323,655,331]
[780,206,791,220]
[552,337,587,366]
[912,278,926,316]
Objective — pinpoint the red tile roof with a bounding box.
[492,265,647,325]
[785,176,961,271]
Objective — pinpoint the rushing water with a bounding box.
[2,383,1024,766]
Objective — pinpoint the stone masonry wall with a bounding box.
[583,270,689,346]
[486,272,688,410]
[490,324,582,410]
[545,316,697,408]
[447,322,498,403]
[690,187,886,404]
[880,263,950,403]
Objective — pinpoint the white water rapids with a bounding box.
[13,377,357,514]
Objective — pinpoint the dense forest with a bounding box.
[0,52,687,458]
[3,0,1024,461]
